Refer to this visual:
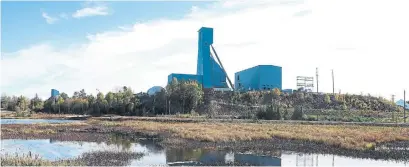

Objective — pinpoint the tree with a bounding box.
[57,96,64,114]
[105,92,115,113]
[324,94,331,108]
[1,94,10,110]
[272,88,281,98]
[291,106,305,120]
[30,94,44,112]
[60,92,69,100]
[17,96,30,112]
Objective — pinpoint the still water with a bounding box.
[1,136,408,167]
[0,119,79,124]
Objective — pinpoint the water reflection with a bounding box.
[0,118,79,124]
[1,136,408,166]
[165,148,281,166]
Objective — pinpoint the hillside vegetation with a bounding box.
[1,79,402,120]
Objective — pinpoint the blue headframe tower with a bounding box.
[168,27,232,90]
[196,27,228,89]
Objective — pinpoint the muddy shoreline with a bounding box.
[2,124,408,162]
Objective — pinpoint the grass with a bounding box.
[0,153,84,166]
[3,118,409,151]
[1,151,144,166]
[89,120,409,150]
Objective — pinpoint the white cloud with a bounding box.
[72,6,109,18]
[42,12,58,24]
[2,0,409,100]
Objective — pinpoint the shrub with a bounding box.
[256,105,281,120]
[283,108,289,120]
[291,106,305,120]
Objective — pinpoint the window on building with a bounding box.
[237,75,240,81]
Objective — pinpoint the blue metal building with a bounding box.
[51,89,60,97]
[167,27,229,89]
[167,73,202,85]
[234,65,282,91]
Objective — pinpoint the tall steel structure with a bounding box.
[167,27,282,92]
[51,89,59,97]
[168,27,231,89]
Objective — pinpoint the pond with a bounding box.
[0,119,79,124]
[1,135,408,166]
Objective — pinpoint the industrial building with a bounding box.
[51,89,59,97]
[167,73,202,85]
[167,27,283,92]
[167,27,231,90]
[235,65,282,91]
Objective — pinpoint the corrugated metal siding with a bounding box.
[234,65,282,91]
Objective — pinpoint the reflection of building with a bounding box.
[295,153,320,167]
[234,153,281,166]
[166,148,281,166]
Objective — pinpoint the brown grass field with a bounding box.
[2,117,409,150]
[86,119,409,150]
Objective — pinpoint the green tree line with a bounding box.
[1,79,401,117]
[1,79,203,116]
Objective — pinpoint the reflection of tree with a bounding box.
[76,151,144,166]
[166,148,207,162]
[49,138,56,144]
[106,133,133,151]
[138,140,164,154]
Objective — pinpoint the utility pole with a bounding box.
[316,68,319,93]
[332,69,335,95]
[392,94,396,123]
[403,90,406,123]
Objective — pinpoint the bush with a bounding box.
[256,108,266,120]
[291,106,305,120]
[306,115,318,121]
[256,105,281,120]
[283,108,289,120]
[15,111,32,117]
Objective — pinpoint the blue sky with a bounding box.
[1,1,212,53]
[1,0,408,100]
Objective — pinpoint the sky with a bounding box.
[1,0,408,100]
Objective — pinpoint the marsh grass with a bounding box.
[1,151,144,166]
[91,120,409,150]
[3,118,409,150]
[0,153,84,166]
